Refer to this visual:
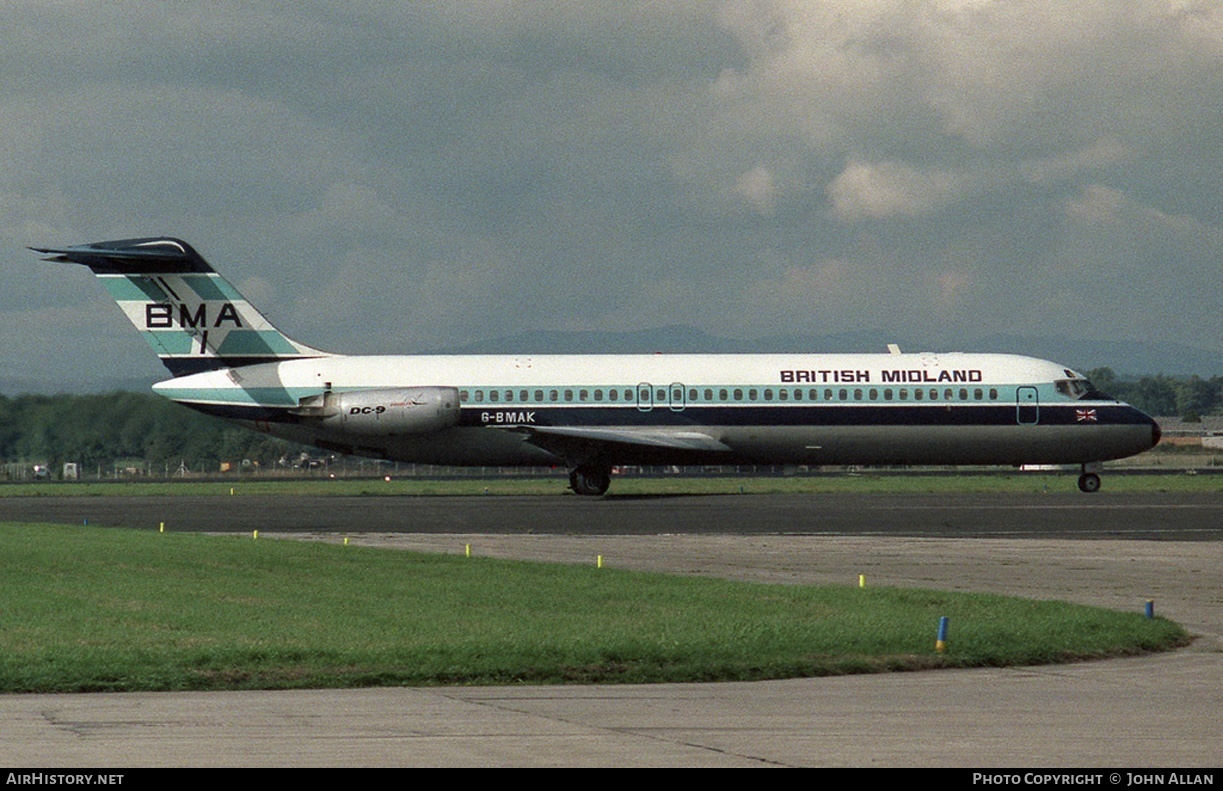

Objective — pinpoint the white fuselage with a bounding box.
[152,351,1160,469]
[36,236,1159,494]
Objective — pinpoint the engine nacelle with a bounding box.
[298,387,461,436]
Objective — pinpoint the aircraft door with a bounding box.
[637,383,653,412]
[1017,386,1039,425]
[669,383,686,412]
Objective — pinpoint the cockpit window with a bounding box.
[1055,379,1089,399]
[1056,378,1112,400]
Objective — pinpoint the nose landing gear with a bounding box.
[1077,472,1101,493]
[1077,464,1102,493]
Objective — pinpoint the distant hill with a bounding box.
[964,335,1222,379]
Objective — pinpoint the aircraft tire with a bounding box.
[569,465,611,497]
[1078,472,1102,493]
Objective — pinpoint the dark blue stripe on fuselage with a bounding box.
[177,400,1154,428]
[466,402,1152,428]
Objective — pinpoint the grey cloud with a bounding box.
[1,1,1219,392]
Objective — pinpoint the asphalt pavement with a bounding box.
[1,492,1219,767]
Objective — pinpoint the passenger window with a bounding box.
[504,390,513,402]
[594,389,603,402]
[720,389,729,401]
[869,389,878,400]
[535,390,544,402]
[959,388,968,400]
[854,389,863,401]
[475,390,484,403]
[884,389,893,401]
[838,389,847,400]
[608,389,617,402]
[899,389,908,401]
[779,389,788,401]
[549,390,559,402]
[734,389,743,401]
[579,389,589,401]
[564,390,574,402]
[914,389,923,400]
[489,390,499,402]
[764,389,773,401]
[705,389,713,401]
[460,390,469,402]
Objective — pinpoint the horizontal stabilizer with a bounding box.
[31,238,213,274]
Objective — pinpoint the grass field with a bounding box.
[0,523,1189,693]
[0,470,1219,498]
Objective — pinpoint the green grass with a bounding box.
[1,470,1219,498]
[0,523,1189,692]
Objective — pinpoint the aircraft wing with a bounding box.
[501,425,732,456]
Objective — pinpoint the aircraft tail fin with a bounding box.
[32,237,329,376]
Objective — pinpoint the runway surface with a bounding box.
[2,491,1220,767]
[5,491,1222,540]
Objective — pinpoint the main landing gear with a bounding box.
[1077,464,1102,493]
[569,463,611,497]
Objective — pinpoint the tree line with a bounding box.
[0,392,301,475]
[1,372,1219,474]
[1085,369,1221,423]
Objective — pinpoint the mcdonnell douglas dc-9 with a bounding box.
[34,238,1160,495]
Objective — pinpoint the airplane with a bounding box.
[33,237,1161,495]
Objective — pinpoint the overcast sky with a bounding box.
[3,1,1220,389]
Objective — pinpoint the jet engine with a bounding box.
[294,387,461,436]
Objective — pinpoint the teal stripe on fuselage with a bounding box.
[457,383,1076,406]
[156,380,1081,411]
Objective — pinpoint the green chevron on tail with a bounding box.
[32,237,328,376]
